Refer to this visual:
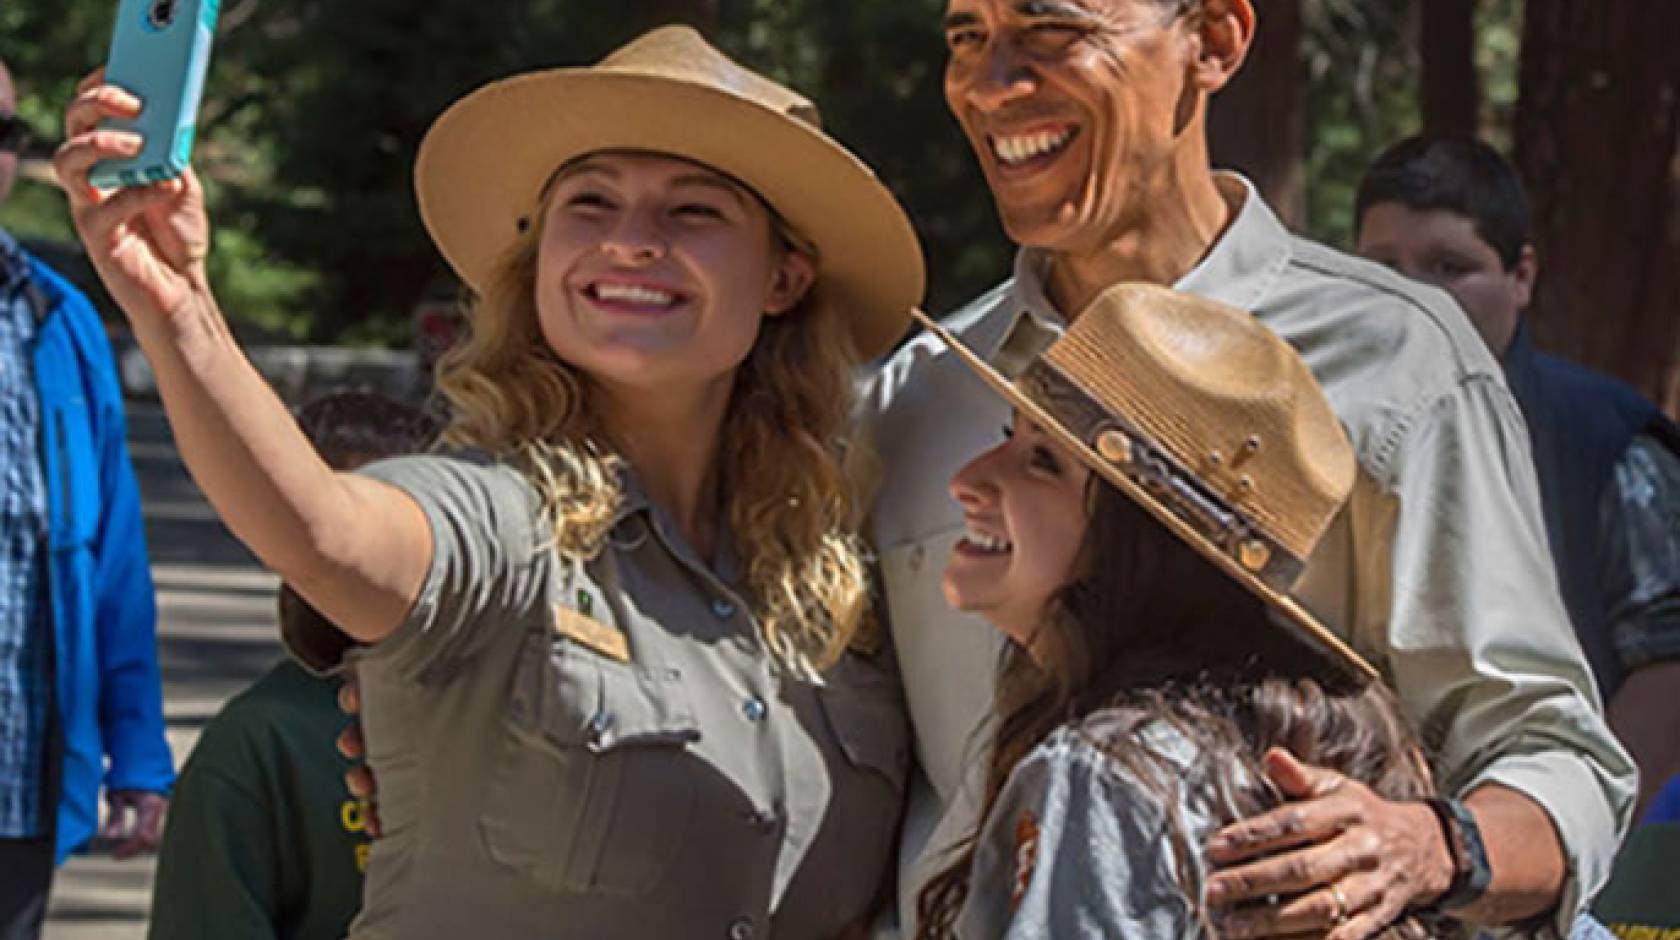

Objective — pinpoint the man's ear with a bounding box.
[765,248,817,317]
[1512,244,1538,311]
[1192,0,1256,95]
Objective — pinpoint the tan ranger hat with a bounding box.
[414,26,925,361]
[914,284,1378,681]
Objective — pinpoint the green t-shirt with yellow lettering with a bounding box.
[149,659,371,940]
[1594,823,1680,939]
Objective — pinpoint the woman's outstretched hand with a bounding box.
[54,69,212,327]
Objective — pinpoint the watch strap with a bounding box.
[1420,796,1493,913]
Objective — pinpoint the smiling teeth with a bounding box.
[595,283,676,306]
[966,524,1012,553]
[992,128,1073,166]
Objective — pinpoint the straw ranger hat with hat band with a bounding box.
[912,284,1380,682]
[414,25,924,361]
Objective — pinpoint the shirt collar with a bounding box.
[982,249,1068,376]
[984,171,1293,365]
[1174,172,1293,311]
[612,464,653,524]
[608,463,743,586]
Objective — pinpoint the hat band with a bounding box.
[1020,363,1307,591]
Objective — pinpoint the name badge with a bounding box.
[553,605,631,663]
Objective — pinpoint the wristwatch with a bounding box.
[1420,797,1493,913]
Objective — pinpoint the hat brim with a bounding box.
[416,70,925,360]
[911,310,1378,682]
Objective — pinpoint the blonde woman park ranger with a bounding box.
[55,27,921,940]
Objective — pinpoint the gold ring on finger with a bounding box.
[1328,884,1350,925]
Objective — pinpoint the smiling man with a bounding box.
[862,1,1634,937]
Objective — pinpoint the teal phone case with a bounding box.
[90,0,221,189]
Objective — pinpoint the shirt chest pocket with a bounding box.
[480,629,701,898]
[809,654,912,882]
[816,657,910,796]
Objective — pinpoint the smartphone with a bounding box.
[89,0,221,189]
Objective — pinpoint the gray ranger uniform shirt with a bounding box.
[958,723,1211,940]
[294,454,909,940]
[957,720,1456,940]
[864,174,1635,937]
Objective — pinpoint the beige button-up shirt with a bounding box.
[863,174,1635,936]
[298,454,909,940]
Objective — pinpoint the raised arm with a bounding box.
[54,74,428,643]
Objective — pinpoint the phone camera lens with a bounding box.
[148,0,177,28]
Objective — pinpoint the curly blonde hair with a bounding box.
[433,177,873,680]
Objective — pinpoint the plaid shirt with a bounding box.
[0,231,51,838]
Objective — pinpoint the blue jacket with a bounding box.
[23,250,174,861]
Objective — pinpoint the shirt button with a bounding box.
[744,808,779,833]
[711,597,736,619]
[741,696,767,723]
[586,710,613,747]
[727,919,755,940]
[909,545,926,571]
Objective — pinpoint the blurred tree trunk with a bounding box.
[1515,0,1680,415]
[1420,0,1479,137]
[1209,0,1304,228]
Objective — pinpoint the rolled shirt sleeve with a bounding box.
[282,453,551,682]
[1380,373,1635,931]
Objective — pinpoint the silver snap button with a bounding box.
[743,808,778,833]
[586,710,613,746]
[741,696,767,723]
[711,597,736,619]
[727,919,755,940]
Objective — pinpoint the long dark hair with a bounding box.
[915,480,1438,938]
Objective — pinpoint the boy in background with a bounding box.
[148,392,436,940]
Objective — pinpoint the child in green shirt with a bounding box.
[148,392,437,940]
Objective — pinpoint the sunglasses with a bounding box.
[0,114,32,154]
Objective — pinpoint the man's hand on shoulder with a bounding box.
[1201,749,1454,940]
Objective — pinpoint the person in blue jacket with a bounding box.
[0,56,173,940]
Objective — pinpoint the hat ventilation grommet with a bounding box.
[1095,427,1134,465]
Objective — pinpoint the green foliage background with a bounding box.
[1299,0,1523,243]
[0,0,1520,343]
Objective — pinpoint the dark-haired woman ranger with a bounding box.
[910,286,1454,939]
